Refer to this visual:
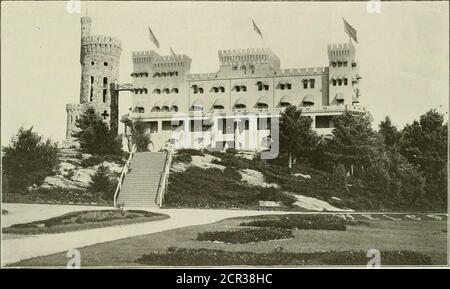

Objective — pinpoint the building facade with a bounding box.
[66,16,122,139]
[122,42,368,151]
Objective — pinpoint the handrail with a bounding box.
[113,144,137,207]
[156,149,172,207]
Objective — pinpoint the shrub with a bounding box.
[74,107,122,155]
[173,153,192,164]
[165,166,296,209]
[136,247,432,266]
[240,215,349,231]
[197,228,293,244]
[2,127,58,190]
[176,149,204,156]
[226,148,238,155]
[88,166,118,200]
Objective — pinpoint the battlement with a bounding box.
[81,35,122,58]
[81,17,92,25]
[327,42,356,60]
[218,48,279,65]
[275,67,329,76]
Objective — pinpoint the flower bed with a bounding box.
[197,228,293,244]
[3,210,169,235]
[136,247,432,266]
[240,215,351,231]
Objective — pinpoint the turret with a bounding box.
[327,42,360,106]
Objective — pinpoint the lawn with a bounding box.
[2,210,169,235]
[10,214,447,267]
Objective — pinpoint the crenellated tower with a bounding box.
[66,16,122,139]
[327,42,361,106]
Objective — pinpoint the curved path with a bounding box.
[1,203,292,266]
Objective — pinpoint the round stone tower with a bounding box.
[66,16,122,139]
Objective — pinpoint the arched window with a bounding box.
[163,88,170,94]
[338,79,342,86]
[171,88,179,93]
[102,77,108,102]
[332,79,337,86]
[309,79,315,89]
[257,103,269,109]
[219,86,225,93]
[343,78,348,85]
[286,83,292,90]
[241,85,247,92]
[235,86,241,92]
[153,88,161,94]
[151,106,161,112]
[171,106,178,112]
[161,106,170,112]
[198,87,204,93]
[137,107,145,113]
[153,73,160,77]
[161,72,167,77]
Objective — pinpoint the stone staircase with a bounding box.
[116,152,168,208]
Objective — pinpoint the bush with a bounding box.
[240,215,349,231]
[136,247,432,266]
[165,166,296,209]
[2,127,58,190]
[88,166,118,200]
[74,107,122,155]
[173,153,192,164]
[197,228,293,244]
[176,149,205,156]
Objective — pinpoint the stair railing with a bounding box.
[156,149,172,207]
[113,144,137,207]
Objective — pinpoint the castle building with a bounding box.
[66,17,369,152]
[66,16,122,139]
[121,43,368,151]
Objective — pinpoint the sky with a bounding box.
[1,1,449,145]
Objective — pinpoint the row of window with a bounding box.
[131,71,180,78]
[135,88,180,94]
[331,78,348,86]
[330,61,348,67]
[88,76,109,102]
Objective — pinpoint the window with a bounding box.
[343,62,348,67]
[279,84,285,90]
[163,88,170,94]
[103,77,108,102]
[302,79,308,89]
[192,85,198,94]
[343,78,348,85]
[286,83,292,90]
[171,88,179,93]
[264,84,269,90]
[175,71,179,76]
[90,76,94,102]
[137,107,145,113]
[171,106,178,112]
[235,86,241,92]
[162,121,172,131]
[331,62,337,67]
[198,87,204,93]
[161,106,170,112]
[257,82,263,91]
[338,62,342,67]
[153,88,161,94]
[151,106,160,112]
[104,62,108,66]
[332,79,337,86]
[235,104,246,109]
[232,66,238,71]
[241,86,247,92]
[213,87,219,93]
[219,86,225,93]
[257,103,269,110]
[91,61,95,66]
[338,79,342,86]
[309,79,315,89]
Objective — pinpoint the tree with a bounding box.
[74,107,122,155]
[130,118,151,152]
[399,109,447,207]
[2,127,58,190]
[279,105,318,169]
[327,112,377,175]
[88,165,118,201]
[378,116,400,147]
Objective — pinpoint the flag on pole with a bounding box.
[148,26,160,48]
[343,18,358,43]
[252,19,263,39]
[170,47,176,56]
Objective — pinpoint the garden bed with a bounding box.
[136,247,432,266]
[239,214,365,231]
[197,228,293,244]
[2,209,169,235]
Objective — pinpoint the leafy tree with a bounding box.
[399,109,447,207]
[74,107,122,155]
[279,105,318,169]
[378,116,400,147]
[327,112,377,175]
[2,127,58,190]
[130,118,151,152]
[88,165,117,200]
